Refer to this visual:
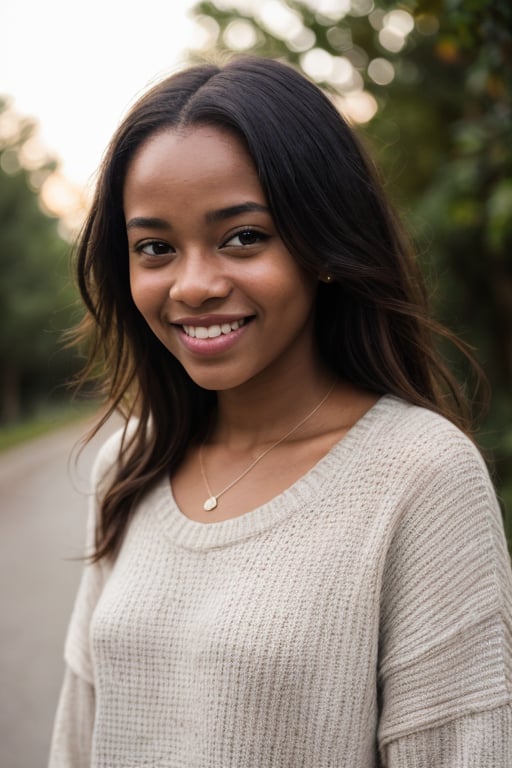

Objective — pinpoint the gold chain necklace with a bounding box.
[198,382,335,511]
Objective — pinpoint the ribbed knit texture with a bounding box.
[49,396,512,767]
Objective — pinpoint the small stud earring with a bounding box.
[321,274,333,283]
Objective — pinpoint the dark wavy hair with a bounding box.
[74,55,482,561]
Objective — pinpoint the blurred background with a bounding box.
[0,0,511,764]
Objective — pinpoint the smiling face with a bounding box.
[124,125,319,393]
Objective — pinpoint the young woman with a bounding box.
[49,56,512,767]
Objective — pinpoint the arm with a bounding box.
[48,428,121,767]
[48,667,95,768]
[383,708,512,766]
[378,427,512,766]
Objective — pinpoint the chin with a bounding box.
[183,368,258,393]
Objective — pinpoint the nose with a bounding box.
[168,250,231,308]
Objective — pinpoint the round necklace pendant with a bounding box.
[203,496,218,512]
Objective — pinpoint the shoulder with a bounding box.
[90,418,140,492]
[373,395,490,482]
[374,398,506,581]
[359,396,502,546]
[377,394,473,443]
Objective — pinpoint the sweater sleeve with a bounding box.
[48,666,95,768]
[63,427,123,681]
[48,428,122,766]
[377,424,512,766]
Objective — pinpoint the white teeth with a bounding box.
[182,319,246,338]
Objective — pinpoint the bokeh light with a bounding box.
[332,90,378,123]
[224,19,259,50]
[379,9,415,53]
[287,27,316,53]
[307,0,351,22]
[350,0,374,17]
[258,0,303,39]
[330,57,355,88]
[301,48,334,81]
[368,57,395,86]
[190,15,221,50]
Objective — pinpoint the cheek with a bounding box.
[250,253,316,309]
[129,267,163,319]
[277,269,318,317]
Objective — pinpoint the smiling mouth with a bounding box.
[181,318,249,339]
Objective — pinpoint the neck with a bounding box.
[209,368,336,451]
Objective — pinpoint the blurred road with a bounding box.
[0,414,120,768]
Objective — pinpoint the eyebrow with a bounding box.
[204,202,269,223]
[126,217,170,231]
[125,202,269,232]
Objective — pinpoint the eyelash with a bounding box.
[135,240,173,257]
[134,229,268,257]
[222,228,269,248]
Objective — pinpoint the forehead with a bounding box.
[123,126,261,201]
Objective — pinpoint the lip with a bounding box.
[174,317,253,357]
[171,313,250,326]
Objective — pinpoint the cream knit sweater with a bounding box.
[49,396,512,767]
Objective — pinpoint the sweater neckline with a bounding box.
[153,394,396,551]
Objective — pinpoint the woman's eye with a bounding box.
[137,241,172,257]
[224,230,267,247]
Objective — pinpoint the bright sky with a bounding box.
[1,0,198,193]
[1,0,415,230]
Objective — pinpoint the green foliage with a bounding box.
[0,100,80,423]
[190,0,512,544]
